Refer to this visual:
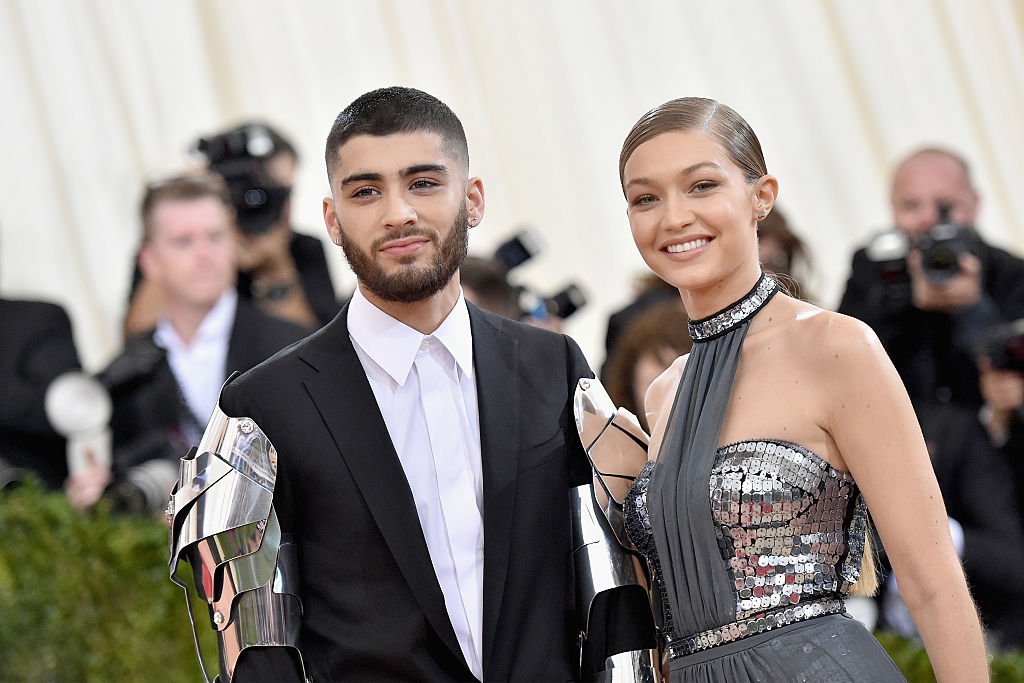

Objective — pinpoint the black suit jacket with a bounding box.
[104,298,309,470]
[223,302,593,682]
[0,299,82,488]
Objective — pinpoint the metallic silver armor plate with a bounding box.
[167,405,307,682]
[573,378,662,682]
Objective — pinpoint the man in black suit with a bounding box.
[219,87,594,681]
[67,173,309,512]
[838,147,1024,408]
[0,298,82,489]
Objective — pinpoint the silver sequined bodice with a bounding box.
[624,439,868,651]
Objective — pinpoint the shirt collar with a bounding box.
[348,286,474,387]
[154,289,237,350]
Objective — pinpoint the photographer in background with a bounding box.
[460,230,587,332]
[979,319,1024,519]
[839,147,1024,409]
[124,122,340,335]
[68,173,309,513]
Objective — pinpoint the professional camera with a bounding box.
[195,123,291,235]
[982,319,1024,373]
[493,230,588,320]
[913,204,977,282]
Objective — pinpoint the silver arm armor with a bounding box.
[167,404,307,682]
[573,378,662,682]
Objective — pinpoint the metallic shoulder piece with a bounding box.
[167,404,307,682]
[572,378,662,682]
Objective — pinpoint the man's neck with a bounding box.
[359,279,461,335]
[163,300,217,347]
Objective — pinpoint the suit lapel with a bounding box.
[299,307,467,670]
[468,306,521,671]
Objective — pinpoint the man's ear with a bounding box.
[138,242,157,279]
[465,177,485,228]
[323,197,342,246]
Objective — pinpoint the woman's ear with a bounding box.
[753,174,779,220]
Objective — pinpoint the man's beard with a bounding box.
[338,203,469,304]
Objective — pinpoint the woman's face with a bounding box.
[622,130,769,293]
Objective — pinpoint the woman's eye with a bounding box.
[631,194,657,207]
[691,180,718,192]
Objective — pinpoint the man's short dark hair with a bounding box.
[324,87,469,181]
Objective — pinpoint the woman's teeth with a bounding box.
[666,238,709,253]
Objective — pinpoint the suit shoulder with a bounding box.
[1,298,73,329]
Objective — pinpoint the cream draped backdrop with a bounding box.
[1,0,1022,370]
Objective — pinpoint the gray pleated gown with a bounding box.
[623,275,905,682]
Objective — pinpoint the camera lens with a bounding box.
[923,246,957,274]
[243,187,269,209]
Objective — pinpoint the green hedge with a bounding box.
[2,483,1023,681]
[0,481,212,682]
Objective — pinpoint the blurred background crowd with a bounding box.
[2,0,1024,664]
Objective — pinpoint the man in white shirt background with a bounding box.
[66,173,309,513]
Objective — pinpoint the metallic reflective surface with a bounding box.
[168,405,307,682]
[625,440,867,660]
[687,275,778,342]
[573,378,662,682]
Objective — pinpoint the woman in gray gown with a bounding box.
[618,98,987,682]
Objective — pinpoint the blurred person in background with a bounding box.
[878,397,1024,650]
[839,147,1024,409]
[67,173,309,513]
[757,205,812,302]
[459,255,522,320]
[603,298,692,432]
[0,294,82,489]
[124,122,341,335]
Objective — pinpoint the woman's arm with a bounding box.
[643,355,686,462]
[820,314,988,682]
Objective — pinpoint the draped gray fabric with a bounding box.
[647,319,747,636]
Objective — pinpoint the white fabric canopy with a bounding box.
[1,0,1022,369]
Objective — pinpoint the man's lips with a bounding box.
[379,236,431,256]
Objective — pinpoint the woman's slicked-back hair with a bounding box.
[619,97,767,191]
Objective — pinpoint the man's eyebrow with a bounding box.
[624,161,723,189]
[339,171,383,187]
[339,164,449,187]
[401,163,449,177]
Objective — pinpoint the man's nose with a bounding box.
[382,193,417,229]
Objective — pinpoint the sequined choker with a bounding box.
[687,274,778,342]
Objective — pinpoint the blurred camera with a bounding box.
[493,230,587,320]
[914,204,975,283]
[196,123,290,235]
[982,318,1024,373]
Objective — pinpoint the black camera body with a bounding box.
[983,319,1024,373]
[196,124,290,235]
[866,204,979,292]
[913,205,976,283]
[493,230,587,320]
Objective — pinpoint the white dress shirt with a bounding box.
[154,289,237,443]
[348,287,484,680]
